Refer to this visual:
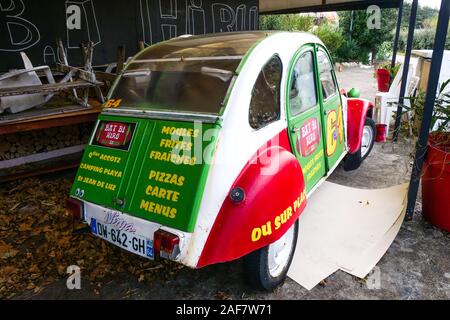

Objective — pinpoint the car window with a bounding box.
[289,51,318,116]
[110,32,271,115]
[110,59,239,115]
[249,55,282,130]
[317,49,337,100]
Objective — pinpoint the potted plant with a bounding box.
[421,79,450,232]
[404,79,450,232]
[376,61,400,92]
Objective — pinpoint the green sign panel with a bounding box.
[71,114,219,232]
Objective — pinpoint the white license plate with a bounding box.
[90,218,154,259]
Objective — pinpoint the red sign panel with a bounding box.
[93,121,136,151]
[299,117,321,157]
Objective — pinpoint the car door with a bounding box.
[286,46,326,193]
[316,47,346,171]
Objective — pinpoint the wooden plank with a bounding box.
[56,64,98,83]
[0,145,85,170]
[0,106,101,135]
[0,154,82,183]
[95,71,117,82]
[0,80,103,97]
[116,45,126,74]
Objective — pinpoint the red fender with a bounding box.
[347,98,374,154]
[197,129,307,268]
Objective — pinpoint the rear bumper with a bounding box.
[80,200,193,265]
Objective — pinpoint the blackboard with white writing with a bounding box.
[0,0,259,71]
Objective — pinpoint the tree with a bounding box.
[260,14,314,32]
[313,23,344,62]
[401,2,439,29]
[338,9,397,63]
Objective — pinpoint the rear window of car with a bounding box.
[110,58,240,115]
[110,32,270,115]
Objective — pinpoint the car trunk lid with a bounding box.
[70,113,219,232]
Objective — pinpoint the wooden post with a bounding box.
[116,45,126,74]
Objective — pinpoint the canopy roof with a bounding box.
[260,0,402,14]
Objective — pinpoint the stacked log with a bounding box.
[0,124,92,161]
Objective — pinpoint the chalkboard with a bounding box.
[0,0,259,72]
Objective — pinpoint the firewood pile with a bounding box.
[0,124,91,161]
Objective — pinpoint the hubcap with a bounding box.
[268,225,295,278]
[361,125,374,158]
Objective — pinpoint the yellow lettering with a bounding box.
[274,216,281,230]
[251,228,262,242]
[326,110,338,156]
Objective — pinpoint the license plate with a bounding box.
[90,218,154,259]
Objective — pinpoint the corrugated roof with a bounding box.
[260,0,402,14]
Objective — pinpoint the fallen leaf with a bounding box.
[18,223,32,232]
[0,242,12,256]
[2,249,18,259]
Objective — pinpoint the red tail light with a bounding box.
[154,229,180,260]
[66,198,83,221]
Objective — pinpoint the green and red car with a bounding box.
[67,32,376,290]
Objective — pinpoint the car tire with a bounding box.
[243,220,299,291]
[344,117,376,171]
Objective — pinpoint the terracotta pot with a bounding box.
[376,69,390,92]
[421,132,450,232]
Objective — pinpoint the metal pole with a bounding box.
[392,0,418,142]
[405,0,450,220]
[391,0,404,70]
[349,10,354,41]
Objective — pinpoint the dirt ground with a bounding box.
[1,66,449,300]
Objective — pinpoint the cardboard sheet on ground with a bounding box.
[288,182,408,290]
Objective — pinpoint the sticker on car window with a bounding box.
[92,121,136,151]
[104,99,122,108]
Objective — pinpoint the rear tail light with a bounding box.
[154,229,180,260]
[66,198,84,221]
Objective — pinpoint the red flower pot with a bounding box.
[421,133,450,232]
[375,124,387,142]
[376,69,391,92]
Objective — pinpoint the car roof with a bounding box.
[135,32,271,59]
[134,31,322,60]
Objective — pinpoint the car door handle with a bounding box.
[291,127,301,134]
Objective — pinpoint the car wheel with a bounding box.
[243,220,298,291]
[344,117,376,171]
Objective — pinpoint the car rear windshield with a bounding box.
[110,32,269,115]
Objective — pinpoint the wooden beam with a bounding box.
[0,106,101,135]
[0,155,82,183]
[260,0,402,14]
[116,45,126,74]
[0,80,102,97]
[95,71,118,82]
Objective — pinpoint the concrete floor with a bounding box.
[18,66,450,300]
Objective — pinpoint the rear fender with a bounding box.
[347,98,374,154]
[197,130,307,268]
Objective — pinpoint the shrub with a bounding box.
[398,28,450,51]
[336,38,369,64]
[376,41,393,61]
[313,23,344,62]
[259,14,314,32]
